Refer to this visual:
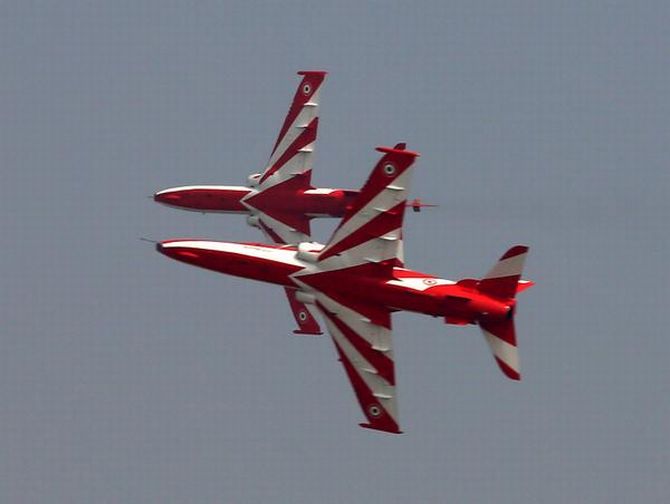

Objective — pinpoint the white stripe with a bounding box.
[325,169,412,254]
[257,136,316,192]
[313,226,403,272]
[161,241,305,267]
[315,293,398,423]
[155,185,252,194]
[246,208,311,245]
[318,295,393,351]
[266,88,320,170]
[303,188,339,195]
[485,253,527,280]
[396,238,405,266]
[386,277,456,291]
[482,329,519,372]
[336,170,410,241]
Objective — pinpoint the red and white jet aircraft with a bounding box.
[156,144,533,433]
[154,71,345,335]
[154,71,355,242]
[154,71,430,335]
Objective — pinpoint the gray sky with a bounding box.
[2,1,668,502]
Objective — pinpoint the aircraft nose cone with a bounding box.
[154,191,182,204]
[155,242,165,254]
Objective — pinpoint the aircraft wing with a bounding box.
[284,287,322,335]
[243,71,327,246]
[257,71,326,188]
[288,145,419,430]
[316,145,419,272]
[313,292,401,433]
[249,219,321,335]
[254,207,312,246]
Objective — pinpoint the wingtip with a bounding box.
[359,423,403,434]
[376,145,420,157]
[297,70,328,76]
[292,329,324,336]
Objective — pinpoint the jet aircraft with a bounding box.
[153,71,432,335]
[153,71,349,243]
[156,144,532,433]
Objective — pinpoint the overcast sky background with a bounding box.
[2,1,668,502]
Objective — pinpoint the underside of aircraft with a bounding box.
[156,139,533,433]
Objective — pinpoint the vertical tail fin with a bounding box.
[478,245,529,300]
[480,318,520,380]
[478,245,530,381]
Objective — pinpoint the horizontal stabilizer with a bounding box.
[516,280,535,293]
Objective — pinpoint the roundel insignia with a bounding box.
[383,163,396,176]
[423,278,437,286]
[368,404,382,418]
[298,311,308,322]
[302,83,312,95]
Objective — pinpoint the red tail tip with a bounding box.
[501,245,529,260]
[496,357,521,381]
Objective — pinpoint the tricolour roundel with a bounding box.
[423,278,437,286]
[302,83,312,95]
[368,404,382,418]
[383,163,396,176]
[298,311,308,322]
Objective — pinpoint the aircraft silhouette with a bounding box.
[157,144,532,433]
[154,71,434,335]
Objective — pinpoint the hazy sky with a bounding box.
[2,1,668,502]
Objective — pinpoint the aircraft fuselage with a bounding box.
[157,240,513,326]
[154,185,359,217]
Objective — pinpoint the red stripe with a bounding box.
[319,201,406,261]
[500,245,528,260]
[246,172,313,235]
[478,274,521,300]
[480,319,517,346]
[495,357,521,381]
[318,302,395,385]
[331,339,401,433]
[258,220,286,244]
[297,264,393,328]
[336,149,417,229]
[271,73,326,156]
[262,210,311,236]
[392,268,436,279]
[261,117,318,184]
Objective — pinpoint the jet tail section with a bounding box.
[479,245,529,300]
[477,245,531,381]
[479,318,520,380]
